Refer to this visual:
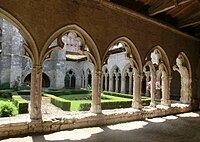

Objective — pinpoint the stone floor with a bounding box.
[1,111,200,142]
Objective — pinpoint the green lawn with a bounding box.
[44,91,151,111]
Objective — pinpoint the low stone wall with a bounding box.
[0,104,191,139]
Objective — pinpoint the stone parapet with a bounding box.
[0,104,192,139]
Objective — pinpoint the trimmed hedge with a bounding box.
[17,90,30,95]
[45,91,151,111]
[0,90,13,98]
[12,92,28,114]
[44,89,90,96]
[44,94,71,111]
[103,91,133,99]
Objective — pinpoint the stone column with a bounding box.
[115,73,119,92]
[91,70,102,114]
[105,74,108,91]
[132,69,142,109]
[121,76,126,93]
[145,71,150,97]
[101,74,104,91]
[150,72,156,107]
[85,75,88,88]
[128,73,133,94]
[69,75,72,88]
[109,75,113,92]
[161,72,171,106]
[30,65,42,120]
[81,76,85,88]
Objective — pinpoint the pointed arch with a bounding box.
[122,63,133,77]
[145,45,171,76]
[176,52,192,79]
[41,24,101,69]
[110,65,121,75]
[103,36,142,74]
[0,8,38,64]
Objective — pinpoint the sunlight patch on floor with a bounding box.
[177,112,200,118]
[44,127,103,141]
[107,121,148,131]
[146,117,166,123]
[163,115,178,120]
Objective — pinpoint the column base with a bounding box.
[132,101,142,109]
[150,101,156,107]
[90,104,102,114]
[161,99,171,107]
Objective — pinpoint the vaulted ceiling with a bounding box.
[107,0,200,39]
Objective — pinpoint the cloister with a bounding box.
[0,0,200,138]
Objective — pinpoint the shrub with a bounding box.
[17,90,30,95]
[12,92,29,114]
[0,82,11,90]
[0,90,12,98]
[0,100,18,117]
[103,91,133,99]
[44,94,71,111]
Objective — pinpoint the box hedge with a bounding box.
[44,94,71,111]
[12,92,28,114]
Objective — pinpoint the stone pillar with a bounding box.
[81,75,85,88]
[91,70,102,114]
[161,71,170,106]
[150,72,156,107]
[109,75,113,92]
[128,73,133,94]
[145,71,150,97]
[105,74,108,91]
[85,75,88,88]
[132,69,142,109]
[101,74,104,91]
[121,76,126,93]
[115,73,119,92]
[30,65,42,120]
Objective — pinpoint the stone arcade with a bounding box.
[0,0,200,138]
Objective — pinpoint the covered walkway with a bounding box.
[1,111,200,142]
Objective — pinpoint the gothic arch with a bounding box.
[110,65,121,75]
[41,24,101,70]
[146,45,171,76]
[0,8,38,64]
[172,52,192,104]
[122,63,133,77]
[103,37,142,74]
[176,52,192,79]
[24,72,50,88]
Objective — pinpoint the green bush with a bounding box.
[103,91,133,99]
[0,90,12,98]
[44,94,71,111]
[12,92,29,114]
[0,100,18,117]
[44,89,90,96]
[17,90,30,95]
[0,82,11,90]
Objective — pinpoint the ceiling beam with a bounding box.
[149,0,192,16]
[179,11,200,28]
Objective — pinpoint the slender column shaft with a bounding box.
[109,76,113,92]
[132,69,142,109]
[121,76,126,93]
[115,74,119,92]
[91,70,102,114]
[30,65,42,120]
[129,74,132,94]
[150,72,156,107]
[161,72,171,106]
[105,74,108,91]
